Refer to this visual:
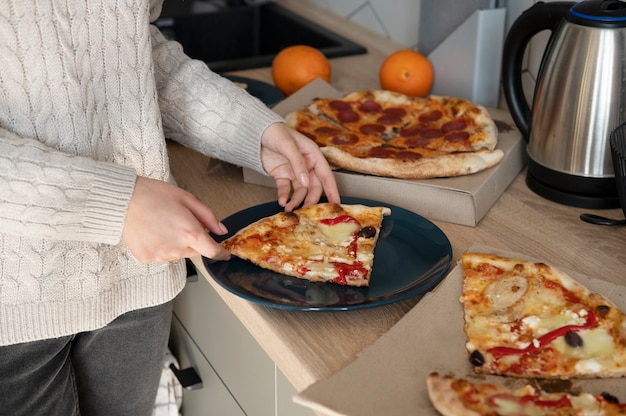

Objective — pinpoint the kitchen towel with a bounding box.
[152,349,183,416]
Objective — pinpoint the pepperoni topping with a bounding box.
[419,110,442,123]
[329,100,351,111]
[404,137,433,148]
[444,131,470,142]
[377,114,403,125]
[337,109,360,123]
[442,119,467,132]
[382,107,407,117]
[358,100,382,113]
[314,126,341,135]
[396,150,423,160]
[419,128,444,139]
[330,133,359,146]
[359,123,385,135]
[399,126,423,137]
[368,147,396,158]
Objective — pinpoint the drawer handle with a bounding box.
[169,363,203,390]
[185,258,198,283]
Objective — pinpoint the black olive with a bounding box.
[600,392,620,404]
[564,331,583,348]
[358,226,377,239]
[469,350,485,366]
[596,305,610,318]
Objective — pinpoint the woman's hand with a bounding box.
[260,122,340,211]
[122,176,231,264]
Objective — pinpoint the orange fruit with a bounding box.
[272,45,331,96]
[379,49,434,97]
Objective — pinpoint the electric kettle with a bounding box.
[502,0,626,208]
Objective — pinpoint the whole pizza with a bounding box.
[286,90,504,179]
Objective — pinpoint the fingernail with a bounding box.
[219,222,228,234]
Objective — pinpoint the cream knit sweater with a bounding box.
[0,0,283,346]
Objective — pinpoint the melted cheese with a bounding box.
[490,393,601,416]
[318,221,360,245]
[553,328,615,359]
[301,262,339,280]
[522,310,586,336]
[574,358,603,374]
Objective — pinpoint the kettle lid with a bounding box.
[569,0,626,27]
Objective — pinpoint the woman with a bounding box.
[0,0,340,414]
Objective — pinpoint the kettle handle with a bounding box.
[501,2,573,140]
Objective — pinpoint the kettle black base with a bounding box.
[526,160,620,209]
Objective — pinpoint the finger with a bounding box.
[284,185,308,212]
[301,172,324,207]
[193,238,232,261]
[161,240,231,263]
[318,170,340,204]
[184,232,232,262]
[184,195,229,235]
[275,177,293,207]
[277,133,311,188]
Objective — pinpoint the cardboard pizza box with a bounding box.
[243,78,527,226]
[293,244,626,416]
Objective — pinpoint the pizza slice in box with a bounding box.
[221,203,390,287]
[460,252,626,379]
[426,372,626,416]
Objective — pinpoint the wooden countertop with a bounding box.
[167,0,626,411]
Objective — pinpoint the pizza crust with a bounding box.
[426,372,623,415]
[426,373,480,416]
[321,146,504,179]
[288,90,504,179]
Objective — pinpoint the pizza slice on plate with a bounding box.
[426,372,626,416]
[460,252,626,379]
[221,203,390,287]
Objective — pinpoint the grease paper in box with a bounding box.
[243,78,527,226]
[293,243,626,416]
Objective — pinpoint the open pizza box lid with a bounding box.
[243,78,527,227]
[292,243,626,416]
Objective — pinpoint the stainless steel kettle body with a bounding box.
[502,0,626,208]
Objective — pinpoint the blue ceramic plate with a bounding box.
[203,197,452,311]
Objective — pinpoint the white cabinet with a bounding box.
[170,317,245,416]
[169,270,315,416]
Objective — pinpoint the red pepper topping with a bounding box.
[332,261,367,285]
[488,310,597,359]
[296,266,311,276]
[520,394,572,408]
[319,215,360,226]
[487,392,572,409]
[319,215,362,259]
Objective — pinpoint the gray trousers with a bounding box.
[0,301,174,416]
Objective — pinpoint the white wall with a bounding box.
[305,0,422,48]
[306,0,563,107]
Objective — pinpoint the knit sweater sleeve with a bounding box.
[149,24,283,174]
[0,127,137,245]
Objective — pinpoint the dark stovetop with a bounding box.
[155,0,367,73]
